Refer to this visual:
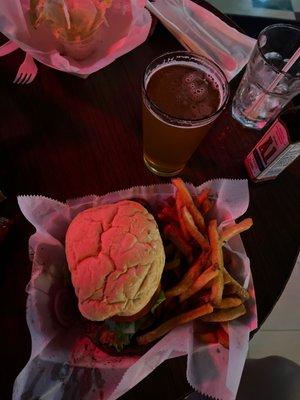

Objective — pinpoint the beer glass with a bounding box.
[142,51,229,177]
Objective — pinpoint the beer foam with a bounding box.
[206,73,219,90]
[183,71,204,83]
[180,70,209,102]
[146,61,221,94]
[145,62,222,123]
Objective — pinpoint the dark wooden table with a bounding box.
[0,2,299,400]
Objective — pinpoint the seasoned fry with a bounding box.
[165,251,210,298]
[179,265,218,303]
[208,219,224,305]
[211,274,224,306]
[220,218,253,244]
[196,189,213,214]
[164,224,193,263]
[209,220,221,266]
[223,266,249,301]
[172,178,205,232]
[217,326,229,349]
[215,297,243,309]
[196,189,209,207]
[176,192,190,241]
[223,280,250,301]
[223,271,231,284]
[201,304,246,322]
[137,304,213,345]
[202,198,213,214]
[182,206,209,250]
[135,181,252,350]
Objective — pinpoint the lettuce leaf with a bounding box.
[104,320,136,351]
[151,290,166,314]
[105,320,136,334]
[102,292,166,352]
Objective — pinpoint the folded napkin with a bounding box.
[147,0,256,80]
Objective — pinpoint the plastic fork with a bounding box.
[13,53,38,84]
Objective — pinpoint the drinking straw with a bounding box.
[247,46,300,119]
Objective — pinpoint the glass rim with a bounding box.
[142,50,230,126]
[257,23,300,80]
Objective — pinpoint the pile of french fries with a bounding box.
[137,179,253,348]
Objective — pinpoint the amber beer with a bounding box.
[142,52,229,176]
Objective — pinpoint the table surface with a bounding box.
[0,2,299,400]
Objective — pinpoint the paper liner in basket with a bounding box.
[13,179,257,400]
[0,0,152,77]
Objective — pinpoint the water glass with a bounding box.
[232,24,300,129]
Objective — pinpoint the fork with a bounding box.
[13,53,38,84]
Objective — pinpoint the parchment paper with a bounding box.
[0,0,152,77]
[13,179,257,400]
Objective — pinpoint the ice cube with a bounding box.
[265,52,282,61]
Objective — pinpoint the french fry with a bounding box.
[196,189,209,207]
[179,265,218,303]
[208,219,224,305]
[165,251,210,298]
[220,218,253,244]
[176,192,190,241]
[201,304,246,322]
[214,297,243,309]
[217,326,229,349]
[209,220,222,266]
[223,265,250,301]
[137,304,213,345]
[182,206,209,250]
[202,198,213,214]
[164,224,193,263]
[223,281,250,301]
[211,275,224,306]
[136,181,253,349]
[223,270,231,284]
[172,178,205,232]
[196,189,213,214]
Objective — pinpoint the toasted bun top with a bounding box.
[65,200,165,321]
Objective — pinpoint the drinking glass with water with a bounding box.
[232,24,300,130]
